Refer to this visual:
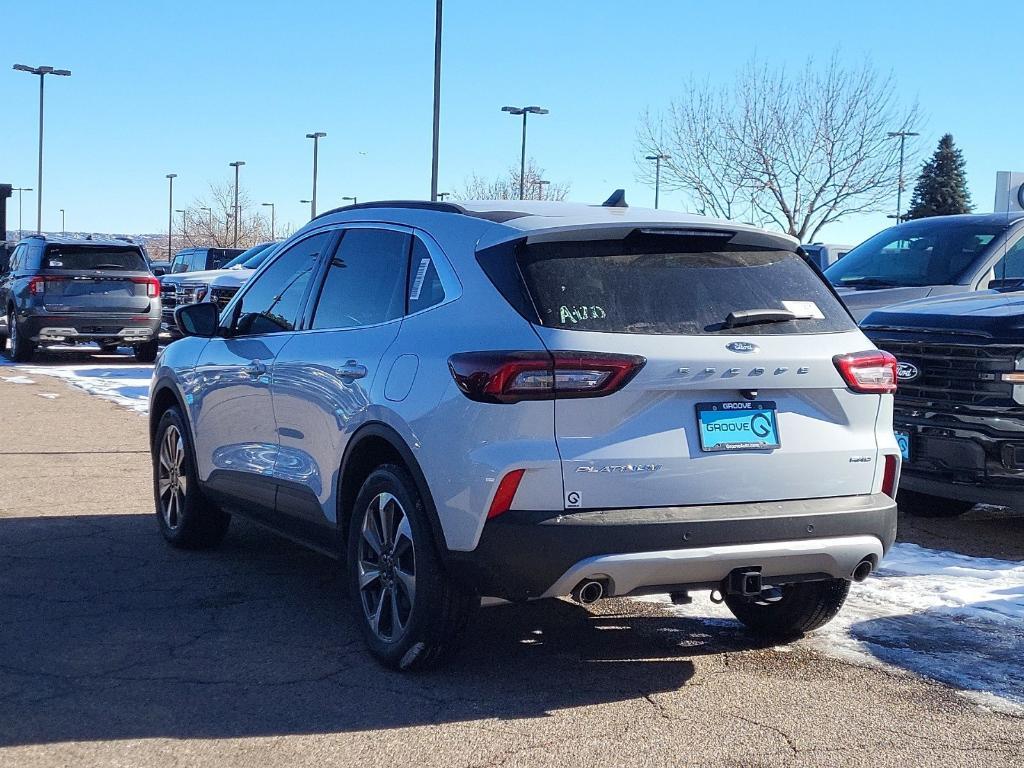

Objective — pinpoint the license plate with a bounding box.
[696,401,780,452]
[895,430,911,461]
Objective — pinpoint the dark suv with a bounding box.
[0,235,162,362]
[167,247,243,275]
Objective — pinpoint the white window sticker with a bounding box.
[565,491,582,509]
[48,260,63,267]
[409,258,430,301]
[782,300,824,319]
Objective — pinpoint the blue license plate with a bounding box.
[895,430,911,461]
[696,401,780,452]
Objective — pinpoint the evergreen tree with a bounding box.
[905,134,972,219]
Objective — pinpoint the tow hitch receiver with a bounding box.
[726,568,763,597]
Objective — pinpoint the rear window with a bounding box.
[516,237,855,335]
[42,246,147,272]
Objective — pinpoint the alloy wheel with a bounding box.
[157,425,188,530]
[357,492,416,642]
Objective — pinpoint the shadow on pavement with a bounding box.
[0,513,765,746]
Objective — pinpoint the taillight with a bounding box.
[881,454,899,497]
[487,469,526,519]
[833,350,897,394]
[132,277,161,298]
[448,351,646,404]
[28,276,67,295]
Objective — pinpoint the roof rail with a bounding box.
[313,199,466,221]
[26,234,46,240]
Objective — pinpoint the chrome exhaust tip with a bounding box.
[572,580,605,605]
[852,559,874,582]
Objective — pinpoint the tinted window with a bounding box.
[190,251,208,271]
[995,237,1024,280]
[407,237,446,313]
[42,245,147,271]
[518,236,854,335]
[826,220,1006,288]
[234,232,332,335]
[171,252,191,273]
[311,228,409,330]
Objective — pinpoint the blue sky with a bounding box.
[2,0,1021,243]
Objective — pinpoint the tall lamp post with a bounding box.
[501,105,548,200]
[887,130,919,222]
[341,196,357,206]
[229,161,245,246]
[261,202,276,240]
[199,206,212,237]
[13,187,32,240]
[305,132,326,218]
[175,209,186,242]
[165,173,177,260]
[437,192,451,201]
[430,0,443,201]
[59,208,65,235]
[645,153,670,209]
[536,179,550,200]
[13,64,72,234]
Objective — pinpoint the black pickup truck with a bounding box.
[863,291,1024,515]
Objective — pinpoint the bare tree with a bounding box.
[457,159,570,201]
[178,182,272,250]
[637,55,921,241]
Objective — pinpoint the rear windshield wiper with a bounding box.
[836,277,900,289]
[724,309,797,329]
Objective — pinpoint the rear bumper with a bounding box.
[446,493,897,601]
[20,312,161,343]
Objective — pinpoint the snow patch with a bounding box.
[12,363,152,413]
[1,375,35,384]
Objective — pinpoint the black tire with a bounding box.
[134,340,159,363]
[6,309,35,362]
[897,490,975,518]
[347,464,477,671]
[724,578,851,638]
[153,406,230,549]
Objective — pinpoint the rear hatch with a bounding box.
[507,229,885,509]
[36,244,156,314]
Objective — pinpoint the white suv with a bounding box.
[150,197,901,669]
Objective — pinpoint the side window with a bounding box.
[234,232,331,335]
[171,253,189,273]
[311,228,410,330]
[191,251,207,271]
[407,237,446,313]
[6,245,23,273]
[995,238,1024,280]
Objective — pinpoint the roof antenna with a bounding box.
[602,189,627,208]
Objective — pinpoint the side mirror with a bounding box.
[175,302,219,338]
[988,278,1024,292]
[152,266,166,277]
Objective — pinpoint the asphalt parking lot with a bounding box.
[1,354,1023,767]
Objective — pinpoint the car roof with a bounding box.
[892,212,1024,228]
[20,234,144,248]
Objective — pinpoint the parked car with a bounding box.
[0,234,161,362]
[825,213,1024,320]
[148,259,171,276]
[151,197,900,669]
[801,243,854,270]
[159,242,278,339]
[167,246,244,275]
[864,290,1024,515]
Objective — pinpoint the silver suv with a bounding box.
[150,198,901,669]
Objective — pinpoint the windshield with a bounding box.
[825,220,1005,288]
[42,245,147,271]
[222,242,275,269]
[517,236,855,335]
[241,243,279,269]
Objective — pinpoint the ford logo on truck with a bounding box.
[896,361,920,382]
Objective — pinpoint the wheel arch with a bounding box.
[149,379,189,446]
[337,422,449,559]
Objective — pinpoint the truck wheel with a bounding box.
[153,407,230,549]
[6,310,35,362]
[347,464,477,671]
[134,340,159,363]
[724,578,850,638]
[897,490,975,518]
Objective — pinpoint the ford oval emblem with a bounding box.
[726,341,759,353]
[896,361,920,382]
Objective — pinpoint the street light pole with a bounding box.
[13,64,72,233]
[305,132,326,218]
[645,153,670,209]
[341,196,357,206]
[59,208,65,235]
[887,130,919,222]
[536,179,550,201]
[200,206,212,237]
[261,202,276,240]
[229,161,245,246]
[165,173,177,260]
[175,209,186,242]
[430,0,443,201]
[437,192,450,201]
[502,105,549,200]
[13,188,32,240]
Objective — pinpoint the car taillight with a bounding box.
[28,276,68,294]
[833,350,897,394]
[881,454,899,497]
[487,469,526,519]
[448,351,646,404]
[132,277,161,298]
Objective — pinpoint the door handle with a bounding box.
[335,360,368,380]
[244,360,267,376]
